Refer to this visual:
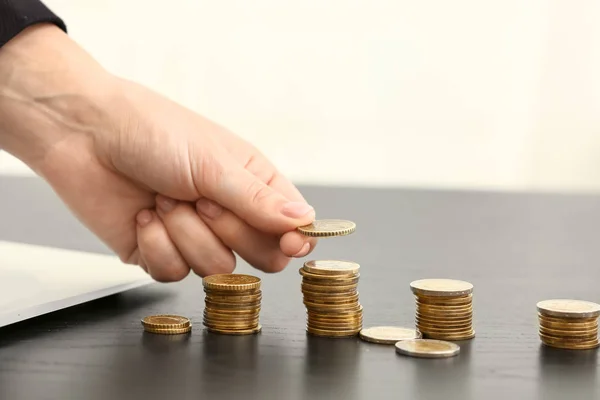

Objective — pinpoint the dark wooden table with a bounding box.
[1,176,599,399]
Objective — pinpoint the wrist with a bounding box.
[0,23,118,175]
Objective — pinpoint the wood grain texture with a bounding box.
[1,176,599,399]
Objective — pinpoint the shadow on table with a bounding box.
[301,335,363,399]
[537,344,598,399]
[407,339,474,399]
[0,288,172,348]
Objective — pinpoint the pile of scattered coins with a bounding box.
[140,217,600,358]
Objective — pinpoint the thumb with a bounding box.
[199,157,315,234]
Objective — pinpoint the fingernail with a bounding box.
[136,209,152,227]
[196,198,223,219]
[293,242,311,258]
[281,202,314,218]
[156,195,176,213]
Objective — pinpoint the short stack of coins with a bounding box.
[300,260,363,337]
[410,279,475,341]
[537,299,600,350]
[202,274,262,335]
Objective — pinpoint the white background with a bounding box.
[3,0,600,192]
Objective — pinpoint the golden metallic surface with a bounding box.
[143,325,192,335]
[141,315,191,329]
[204,301,261,310]
[297,219,356,237]
[299,267,359,280]
[541,339,600,350]
[302,276,360,287]
[422,330,476,341]
[416,294,473,306]
[307,327,361,337]
[302,283,357,293]
[203,274,261,291]
[539,319,598,331]
[302,260,360,275]
[303,294,360,305]
[204,288,260,296]
[359,326,422,344]
[204,307,261,316]
[395,339,460,358]
[205,294,262,303]
[410,279,474,297]
[538,313,598,324]
[537,299,600,319]
[539,326,598,337]
[206,325,262,335]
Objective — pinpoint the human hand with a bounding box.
[0,24,317,281]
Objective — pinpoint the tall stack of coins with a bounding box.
[410,279,475,341]
[202,274,262,335]
[300,260,363,337]
[537,299,600,350]
[297,219,361,338]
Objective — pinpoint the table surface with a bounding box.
[1,176,599,400]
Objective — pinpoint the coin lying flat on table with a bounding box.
[359,326,422,344]
[297,219,356,237]
[141,315,192,334]
[395,339,460,358]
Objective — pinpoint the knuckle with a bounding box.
[152,265,190,282]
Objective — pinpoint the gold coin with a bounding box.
[141,315,191,329]
[539,326,598,337]
[205,293,262,303]
[302,290,358,299]
[416,303,473,312]
[422,330,475,341]
[410,279,473,297]
[539,319,598,331]
[302,294,359,305]
[204,319,259,329]
[206,325,262,335]
[204,307,260,316]
[203,274,261,291]
[307,306,364,317]
[307,313,363,322]
[416,321,473,331]
[541,338,600,350]
[302,260,360,275]
[416,294,473,306]
[301,282,357,293]
[143,325,192,335]
[204,288,260,296]
[307,327,361,337]
[417,310,473,319]
[297,219,356,237]
[417,325,474,335]
[537,299,600,319]
[302,276,360,287]
[204,300,262,310]
[308,321,362,330]
[394,339,460,358]
[359,326,422,344]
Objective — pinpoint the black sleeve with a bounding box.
[0,0,67,47]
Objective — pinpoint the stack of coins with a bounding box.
[202,274,262,335]
[297,219,361,338]
[141,315,192,335]
[300,260,363,337]
[537,299,600,350]
[410,279,475,341]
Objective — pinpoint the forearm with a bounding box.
[0,23,116,174]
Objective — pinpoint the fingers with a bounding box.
[135,209,190,282]
[196,152,315,234]
[155,195,236,277]
[196,197,304,272]
[280,231,317,258]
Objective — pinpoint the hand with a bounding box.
[0,24,317,281]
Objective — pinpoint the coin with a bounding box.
[141,315,191,329]
[424,331,476,341]
[302,260,360,275]
[143,325,192,335]
[410,279,474,297]
[307,327,361,337]
[203,274,261,291]
[297,219,356,237]
[359,326,422,344]
[206,325,262,335]
[395,339,460,358]
[537,299,600,319]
